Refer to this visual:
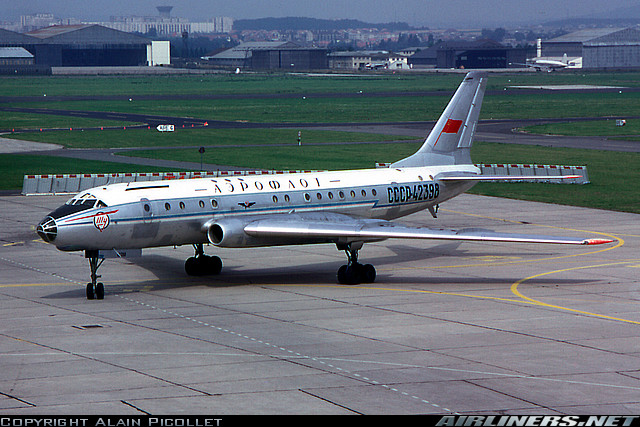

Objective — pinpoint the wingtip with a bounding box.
[584,238,615,245]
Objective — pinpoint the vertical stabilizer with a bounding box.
[392,71,488,167]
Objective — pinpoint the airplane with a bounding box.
[511,54,576,72]
[36,71,613,300]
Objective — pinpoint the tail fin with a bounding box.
[392,71,488,168]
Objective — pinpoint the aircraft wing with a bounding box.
[242,212,611,246]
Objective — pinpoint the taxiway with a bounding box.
[1,193,638,414]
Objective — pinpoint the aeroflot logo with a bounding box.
[93,212,110,232]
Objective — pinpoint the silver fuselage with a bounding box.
[38,165,477,252]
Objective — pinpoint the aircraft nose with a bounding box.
[37,216,57,243]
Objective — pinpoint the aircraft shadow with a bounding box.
[42,243,599,299]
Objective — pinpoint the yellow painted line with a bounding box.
[510,261,640,325]
[278,208,635,324]
[272,283,532,305]
[439,210,637,323]
[2,241,24,247]
[439,210,640,324]
[0,282,74,288]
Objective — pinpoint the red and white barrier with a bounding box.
[22,170,326,195]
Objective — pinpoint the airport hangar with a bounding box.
[409,39,531,69]
[541,27,640,69]
[0,24,169,74]
[202,41,328,70]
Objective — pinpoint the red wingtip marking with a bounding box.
[585,238,614,245]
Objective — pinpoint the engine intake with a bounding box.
[206,217,255,247]
[206,216,330,248]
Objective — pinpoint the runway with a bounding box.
[1,193,638,414]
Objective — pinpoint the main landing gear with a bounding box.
[185,244,222,276]
[336,242,376,285]
[85,250,105,300]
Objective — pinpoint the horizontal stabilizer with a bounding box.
[437,174,582,182]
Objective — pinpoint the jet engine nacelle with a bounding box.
[206,217,256,247]
[206,216,335,248]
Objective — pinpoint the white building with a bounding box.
[328,51,409,70]
[147,40,171,66]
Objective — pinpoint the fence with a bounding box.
[21,170,324,195]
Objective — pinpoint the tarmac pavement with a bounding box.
[1,193,638,414]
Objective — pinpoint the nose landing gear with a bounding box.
[85,250,105,300]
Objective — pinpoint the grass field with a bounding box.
[121,141,420,171]
[469,142,640,213]
[4,91,639,126]
[2,71,639,98]
[0,154,181,191]
[521,119,640,136]
[1,70,638,213]
[1,128,416,149]
[111,140,640,214]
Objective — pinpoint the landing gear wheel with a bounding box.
[335,243,376,285]
[86,283,95,300]
[337,265,351,285]
[95,282,105,300]
[206,255,223,275]
[337,263,377,285]
[362,264,376,283]
[185,256,199,276]
[185,245,222,276]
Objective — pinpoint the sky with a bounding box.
[2,0,639,28]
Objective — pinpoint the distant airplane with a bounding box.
[512,54,576,72]
[36,72,612,300]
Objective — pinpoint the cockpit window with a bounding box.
[50,194,108,220]
[66,193,107,208]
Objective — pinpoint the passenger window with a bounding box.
[165,203,171,211]
[211,199,218,208]
[179,202,185,209]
